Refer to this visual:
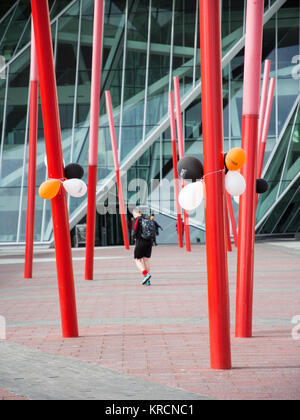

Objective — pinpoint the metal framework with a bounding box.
[0,0,293,247]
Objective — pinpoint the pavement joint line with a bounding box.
[0,341,211,400]
[1,287,300,301]
[0,245,126,256]
[0,256,129,265]
[5,317,293,329]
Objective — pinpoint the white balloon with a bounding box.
[179,181,204,211]
[63,178,87,198]
[225,171,246,196]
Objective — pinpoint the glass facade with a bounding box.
[256,101,300,234]
[0,0,299,245]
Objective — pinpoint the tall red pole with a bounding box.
[31,0,78,337]
[24,21,38,279]
[257,60,271,157]
[105,91,130,251]
[225,196,232,253]
[85,0,105,280]
[257,78,276,179]
[256,77,276,207]
[173,77,191,252]
[199,0,232,369]
[169,92,183,248]
[226,192,238,248]
[236,0,264,338]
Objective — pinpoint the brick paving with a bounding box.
[0,242,299,400]
[0,388,27,400]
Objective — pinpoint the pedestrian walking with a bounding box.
[132,208,155,286]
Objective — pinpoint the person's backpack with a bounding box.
[140,217,156,240]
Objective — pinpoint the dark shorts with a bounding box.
[134,238,153,259]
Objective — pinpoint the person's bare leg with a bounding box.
[143,258,150,273]
[135,258,145,274]
[142,258,151,285]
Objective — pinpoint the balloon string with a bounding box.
[48,177,66,183]
[201,169,225,181]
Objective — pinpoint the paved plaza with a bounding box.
[0,242,299,400]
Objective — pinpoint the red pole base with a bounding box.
[181,182,191,252]
[176,214,184,248]
[183,210,191,252]
[225,193,232,253]
[121,213,130,251]
[235,114,259,338]
[116,170,130,251]
[206,173,232,370]
[85,165,98,280]
[226,192,238,248]
[52,191,79,338]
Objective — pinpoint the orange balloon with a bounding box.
[39,179,61,200]
[225,148,246,171]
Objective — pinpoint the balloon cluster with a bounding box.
[39,162,87,200]
[178,152,246,211]
[177,156,204,211]
[224,148,246,197]
[177,148,269,211]
[224,148,269,198]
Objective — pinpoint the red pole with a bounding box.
[173,77,191,252]
[257,78,276,179]
[24,21,38,279]
[256,77,276,208]
[105,91,130,251]
[225,196,232,253]
[199,0,232,369]
[257,60,271,157]
[31,0,78,337]
[169,92,183,248]
[85,0,105,280]
[226,192,238,248]
[236,0,264,338]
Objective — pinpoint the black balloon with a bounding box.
[256,178,269,194]
[64,163,84,180]
[177,156,203,182]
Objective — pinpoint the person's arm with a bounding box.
[157,222,163,231]
[132,217,140,241]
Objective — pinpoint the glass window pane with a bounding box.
[277,3,299,135]
[145,1,173,138]
[279,104,300,195]
[256,105,299,223]
[0,0,31,62]
[222,0,244,57]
